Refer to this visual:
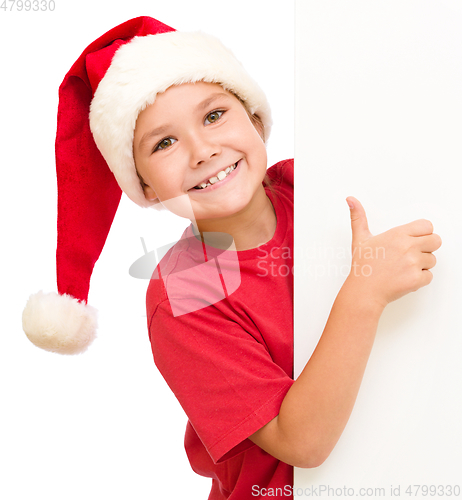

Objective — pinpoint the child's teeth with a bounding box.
[195,162,238,189]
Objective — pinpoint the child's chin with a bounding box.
[195,204,244,221]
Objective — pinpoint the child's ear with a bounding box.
[137,170,158,201]
[143,183,158,202]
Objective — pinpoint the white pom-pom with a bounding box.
[22,291,98,355]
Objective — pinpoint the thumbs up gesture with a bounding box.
[345,197,442,309]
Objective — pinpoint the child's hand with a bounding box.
[345,196,442,310]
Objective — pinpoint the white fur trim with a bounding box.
[22,291,98,355]
[89,30,272,208]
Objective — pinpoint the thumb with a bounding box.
[346,196,372,245]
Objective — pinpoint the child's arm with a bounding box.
[249,197,442,468]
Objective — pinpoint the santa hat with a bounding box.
[22,16,272,355]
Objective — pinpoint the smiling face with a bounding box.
[133,82,268,223]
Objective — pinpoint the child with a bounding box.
[22,16,441,500]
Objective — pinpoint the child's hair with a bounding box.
[238,96,266,142]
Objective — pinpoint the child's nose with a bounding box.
[190,133,222,167]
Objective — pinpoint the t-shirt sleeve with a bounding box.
[148,289,294,464]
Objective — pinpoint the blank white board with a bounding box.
[295,0,462,495]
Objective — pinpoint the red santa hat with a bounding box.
[21,16,272,355]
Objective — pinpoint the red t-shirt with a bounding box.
[146,159,294,499]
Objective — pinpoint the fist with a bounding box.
[346,196,442,308]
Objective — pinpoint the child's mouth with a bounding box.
[192,161,239,190]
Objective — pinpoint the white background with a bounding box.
[4,1,461,498]
[295,0,462,496]
[0,1,293,499]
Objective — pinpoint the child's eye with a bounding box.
[154,137,177,152]
[205,110,225,125]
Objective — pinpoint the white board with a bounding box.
[295,0,462,495]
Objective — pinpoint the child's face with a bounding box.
[133,82,268,221]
